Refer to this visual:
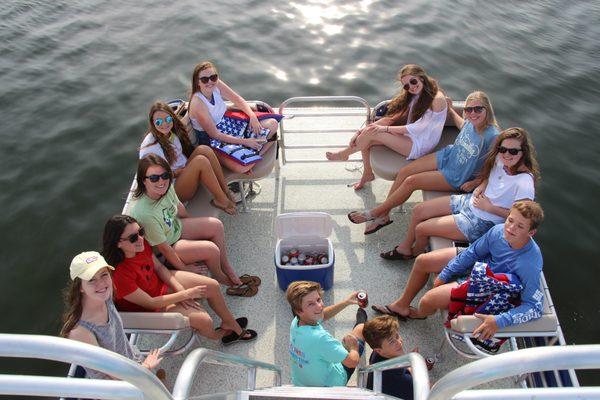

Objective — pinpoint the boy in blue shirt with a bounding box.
[373,200,544,340]
[286,281,367,387]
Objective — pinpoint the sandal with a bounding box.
[226,283,258,297]
[364,217,393,235]
[347,210,374,224]
[210,199,237,215]
[216,317,248,331]
[380,248,415,260]
[371,304,427,321]
[239,274,261,287]
[222,328,258,346]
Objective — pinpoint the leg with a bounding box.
[188,145,232,200]
[413,215,466,255]
[217,153,253,174]
[172,239,231,285]
[352,148,376,190]
[327,130,412,161]
[394,195,452,256]
[417,282,459,317]
[388,248,457,317]
[179,217,241,286]
[258,118,278,155]
[387,153,437,196]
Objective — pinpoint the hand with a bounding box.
[142,349,163,370]
[345,291,359,306]
[473,313,499,341]
[433,277,445,288]
[460,180,478,193]
[185,285,207,300]
[179,299,202,310]
[342,334,359,351]
[248,115,262,134]
[362,123,381,136]
[349,129,362,147]
[473,186,483,197]
[445,96,453,110]
[472,193,493,212]
[244,138,263,150]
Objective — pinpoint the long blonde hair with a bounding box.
[59,278,83,337]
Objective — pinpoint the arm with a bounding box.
[153,254,185,292]
[155,241,188,271]
[218,80,262,133]
[123,285,205,311]
[445,96,465,129]
[472,195,510,219]
[323,291,358,321]
[177,201,189,219]
[460,177,481,193]
[437,228,493,283]
[341,334,361,368]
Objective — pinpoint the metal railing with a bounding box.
[172,347,281,400]
[357,352,430,400]
[428,345,600,400]
[0,333,172,400]
[278,96,371,164]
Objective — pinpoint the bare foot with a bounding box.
[394,243,413,257]
[352,173,375,190]
[211,199,237,215]
[325,151,349,161]
[225,269,243,286]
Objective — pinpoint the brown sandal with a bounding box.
[239,274,261,287]
[226,283,258,297]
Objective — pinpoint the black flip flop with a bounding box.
[371,304,428,321]
[364,219,393,235]
[380,248,415,260]
[222,328,258,346]
[216,317,248,331]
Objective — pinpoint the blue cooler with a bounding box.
[275,212,334,291]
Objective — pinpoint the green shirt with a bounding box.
[130,185,182,246]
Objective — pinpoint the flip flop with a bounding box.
[210,199,237,215]
[364,217,393,235]
[226,283,258,297]
[239,274,261,287]
[380,248,415,260]
[347,210,373,224]
[371,304,428,321]
[216,317,248,332]
[222,328,258,346]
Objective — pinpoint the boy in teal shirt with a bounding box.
[286,281,366,387]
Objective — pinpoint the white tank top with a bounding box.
[190,87,227,131]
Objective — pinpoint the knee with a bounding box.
[264,119,278,133]
[191,155,210,168]
[190,311,213,329]
[413,254,428,272]
[403,175,419,190]
[412,203,426,220]
[414,222,429,237]
[204,277,221,292]
[419,290,436,310]
[205,242,221,258]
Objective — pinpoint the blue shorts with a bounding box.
[450,193,495,242]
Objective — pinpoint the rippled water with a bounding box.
[1,0,599,384]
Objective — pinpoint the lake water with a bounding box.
[1,0,599,385]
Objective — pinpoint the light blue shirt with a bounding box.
[436,121,499,189]
[439,224,544,329]
[289,317,348,386]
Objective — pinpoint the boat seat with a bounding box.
[120,311,196,356]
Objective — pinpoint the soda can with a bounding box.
[281,255,289,265]
[319,256,328,265]
[290,257,298,265]
[357,290,368,308]
[298,253,306,264]
[289,249,299,258]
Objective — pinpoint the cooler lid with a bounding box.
[275,212,333,239]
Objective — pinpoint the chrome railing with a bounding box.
[172,347,282,400]
[278,96,371,164]
[428,345,600,400]
[0,333,172,400]
[357,352,430,400]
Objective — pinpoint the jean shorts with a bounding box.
[450,193,495,242]
[194,129,211,146]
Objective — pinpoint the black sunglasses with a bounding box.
[402,78,419,91]
[120,227,145,243]
[199,74,218,84]
[498,146,522,155]
[145,172,171,182]
[464,106,485,114]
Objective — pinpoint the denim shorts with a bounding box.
[450,193,495,242]
[194,129,211,146]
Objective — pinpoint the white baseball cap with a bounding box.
[69,251,114,281]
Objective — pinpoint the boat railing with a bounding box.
[171,347,282,399]
[0,333,173,400]
[428,344,600,400]
[356,352,430,400]
[278,96,371,164]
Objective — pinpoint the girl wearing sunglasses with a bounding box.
[101,215,257,345]
[382,127,539,259]
[130,154,250,290]
[60,251,164,379]
[188,61,279,174]
[348,91,499,235]
[326,64,447,190]
[140,102,236,215]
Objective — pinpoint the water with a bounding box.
[1,0,599,385]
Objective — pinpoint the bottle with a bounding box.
[357,290,368,308]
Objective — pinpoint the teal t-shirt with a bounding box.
[129,185,182,246]
[289,316,348,387]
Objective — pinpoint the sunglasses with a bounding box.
[402,78,419,91]
[145,172,171,182]
[154,116,173,127]
[498,146,522,155]
[464,106,485,114]
[199,74,218,84]
[120,227,145,243]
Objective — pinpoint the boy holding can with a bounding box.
[286,281,367,387]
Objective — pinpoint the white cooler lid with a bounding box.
[275,212,333,239]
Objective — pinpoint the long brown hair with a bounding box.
[133,154,173,199]
[386,64,439,125]
[479,127,540,183]
[59,278,83,337]
[141,102,194,165]
[189,61,218,101]
[102,214,138,267]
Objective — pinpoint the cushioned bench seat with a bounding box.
[120,312,190,330]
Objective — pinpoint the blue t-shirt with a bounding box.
[289,317,348,387]
[436,121,499,189]
[439,224,544,329]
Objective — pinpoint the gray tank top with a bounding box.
[78,300,142,379]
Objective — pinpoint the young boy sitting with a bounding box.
[363,315,414,400]
[286,280,367,387]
